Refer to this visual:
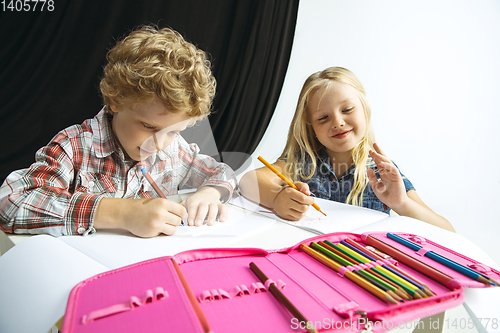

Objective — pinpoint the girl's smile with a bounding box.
[332,129,351,139]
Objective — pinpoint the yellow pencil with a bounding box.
[258,156,326,216]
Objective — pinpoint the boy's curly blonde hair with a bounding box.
[100,25,216,117]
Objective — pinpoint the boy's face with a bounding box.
[308,82,367,161]
[110,99,192,162]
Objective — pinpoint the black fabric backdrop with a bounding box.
[0,0,299,181]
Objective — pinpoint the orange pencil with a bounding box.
[171,259,212,333]
[258,156,326,216]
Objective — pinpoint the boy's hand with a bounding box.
[181,186,228,226]
[94,197,187,237]
[367,143,409,210]
[273,182,314,221]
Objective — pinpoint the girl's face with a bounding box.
[110,99,192,162]
[308,81,367,162]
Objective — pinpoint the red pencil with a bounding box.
[141,168,167,198]
[365,236,454,288]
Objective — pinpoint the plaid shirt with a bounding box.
[0,109,237,236]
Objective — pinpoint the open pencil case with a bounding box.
[61,231,500,333]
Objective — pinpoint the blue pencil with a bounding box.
[387,233,496,286]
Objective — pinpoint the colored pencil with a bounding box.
[387,233,496,286]
[318,241,363,264]
[257,156,326,216]
[311,242,414,301]
[300,244,399,305]
[171,259,212,333]
[318,241,422,299]
[343,238,435,297]
[249,262,318,333]
[327,241,421,292]
[320,241,412,300]
[334,242,426,298]
[365,235,455,287]
[141,168,167,199]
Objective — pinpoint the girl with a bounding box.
[240,67,455,232]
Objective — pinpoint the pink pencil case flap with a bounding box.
[62,232,499,333]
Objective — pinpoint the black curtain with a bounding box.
[0,0,299,181]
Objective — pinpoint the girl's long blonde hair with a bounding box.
[280,67,375,206]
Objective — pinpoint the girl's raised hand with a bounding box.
[367,143,408,210]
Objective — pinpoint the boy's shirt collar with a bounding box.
[91,108,118,159]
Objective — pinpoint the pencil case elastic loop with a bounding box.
[264,279,286,290]
[211,289,220,300]
[199,290,213,302]
[409,235,427,245]
[240,284,250,295]
[155,286,167,300]
[382,259,398,266]
[251,282,266,294]
[82,288,169,324]
[230,286,244,298]
[332,301,360,319]
[130,296,142,307]
[338,266,352,277]
[467,263,491,275]
[416,248,430,256]
[218,289,230,299]
[82,303,132,324]
[143,289,154,303]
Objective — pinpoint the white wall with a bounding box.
[253,0,500,265]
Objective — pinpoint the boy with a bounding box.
[0,26,237,237]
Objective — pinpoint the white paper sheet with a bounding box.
[59,204,277,269]
[0,235,109,333]
[230,196,388,234]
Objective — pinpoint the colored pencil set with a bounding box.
[300,234,498,306]
[62,231,500,333]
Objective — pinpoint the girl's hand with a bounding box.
[273,182,314,221]
[181,186,228,226]
[367,143,409,210]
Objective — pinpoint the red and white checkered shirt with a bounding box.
[0,109,237,236]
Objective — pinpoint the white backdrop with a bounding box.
[252,0,500,265]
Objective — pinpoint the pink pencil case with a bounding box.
[62,232,500,333]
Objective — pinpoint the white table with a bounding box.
[1,199,498,333]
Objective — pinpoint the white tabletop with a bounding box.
[1,198,498,333]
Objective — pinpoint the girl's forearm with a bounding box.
[392,199,456,232]
[239,168,284,209]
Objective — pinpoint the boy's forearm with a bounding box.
[93,198,128,230]
[392,199,456,232]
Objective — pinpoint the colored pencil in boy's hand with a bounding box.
[257,156,327,216]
